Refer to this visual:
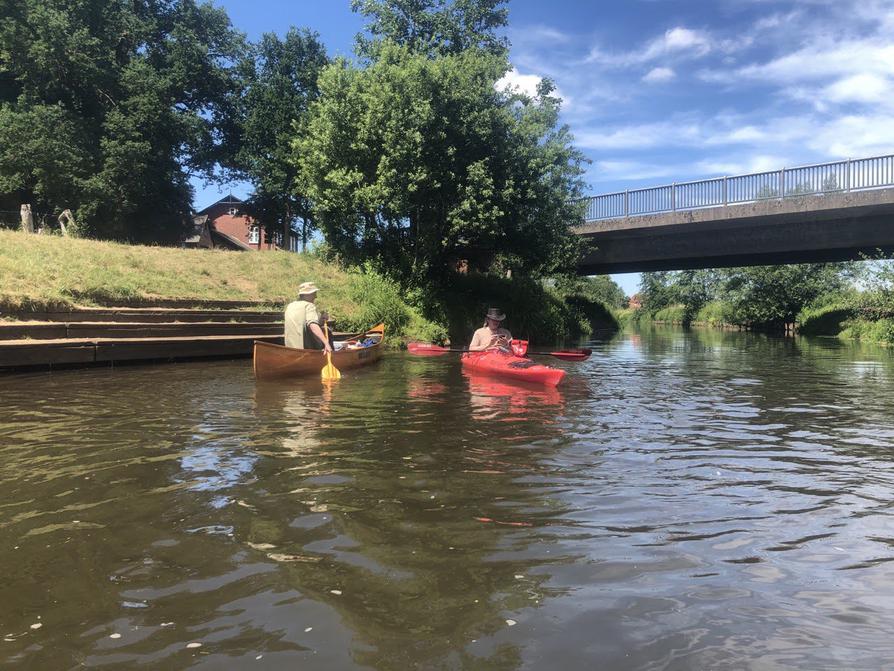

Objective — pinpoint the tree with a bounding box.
[237,29,328,251]
[719,263,852,327]
[296,40,586,286]
[351,0,509,57]
[639,271,678,313]
[0,0,244,243]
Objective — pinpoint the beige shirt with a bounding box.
[469,325,512,351]
[284,300,321,349]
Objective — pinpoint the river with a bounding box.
[2,327,894,669]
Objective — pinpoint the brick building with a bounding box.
[184,195,296,251]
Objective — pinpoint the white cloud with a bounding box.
[823,73,892,104]
[576,121,702,150]
[497,68,543,98]
[642,67,676,83]
[497,67,570,106]
[700,39,894,86]
[586,26,712,67]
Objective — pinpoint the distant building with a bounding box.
[184,194,297,251]
[628,293,643,310]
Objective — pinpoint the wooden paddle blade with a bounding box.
[321,355,341,380]
[321,323,341,380]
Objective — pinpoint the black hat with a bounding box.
[485,307,506,321]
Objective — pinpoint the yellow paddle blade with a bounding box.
[321,322,341,380]
[321,355,341,381]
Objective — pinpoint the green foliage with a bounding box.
[237,29,328,249]
[341,265,412,332]
[0,0,245,242]
[296,36,586,286]
[721,263,852,326]
[351,0,509,57]
[638,264,854,330]
[840,318,894,345]
[652,304,685,323]
[797,303,855,336]
[554,275,627,309]
[425,272,617,345]
[694,301,728,327]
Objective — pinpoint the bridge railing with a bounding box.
[582,153,894,221]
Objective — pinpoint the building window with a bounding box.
[228,207,239,216]
[248,225,259,244]
[274,232,283,247]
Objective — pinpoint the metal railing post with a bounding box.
[671,183,676,211]
[624,190,629,217]
[723,177,727,205]
[846,158,851,192]
[779,168,785,199]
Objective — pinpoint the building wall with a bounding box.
[205,203,280,251]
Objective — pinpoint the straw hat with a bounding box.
[298,281,319,296]
[485,307,506,321]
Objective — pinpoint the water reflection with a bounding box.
[2,332,894,669]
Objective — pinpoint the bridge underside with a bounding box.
[576,188,894,274]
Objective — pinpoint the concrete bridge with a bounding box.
[576,154,894,274]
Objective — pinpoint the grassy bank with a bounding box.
[0,230,445,343]
[0,230,618,346]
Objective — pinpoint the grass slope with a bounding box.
[0,230,445,342]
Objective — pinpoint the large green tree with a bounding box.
[296,1,586,286]
[237,28,328,250]
[720,263,852,326]
[0,0,244,242]
[351,0,508,57]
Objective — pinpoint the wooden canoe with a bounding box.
[253,323,385,380]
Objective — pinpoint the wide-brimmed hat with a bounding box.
[485,307,506,321]
[298,281,319,295]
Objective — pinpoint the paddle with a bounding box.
[407,342,591,362]
[321,322,341,381]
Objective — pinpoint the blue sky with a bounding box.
[198,0,894,295]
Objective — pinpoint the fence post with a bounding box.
[671,183,676,211]
[846,158,851,192]
[779,168,785,199]
[723,176,728,205]
[20,204,34,233]
[624,189,629,217]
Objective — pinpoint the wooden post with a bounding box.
[20,204,34,233]
[57,209,76,236]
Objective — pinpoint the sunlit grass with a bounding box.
[0,230,445,342]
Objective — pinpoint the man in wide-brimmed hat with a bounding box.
[468,307,513,351]
[284,281,332,353]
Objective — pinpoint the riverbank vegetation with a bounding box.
[0,229,619,343]
[631,261,894,346]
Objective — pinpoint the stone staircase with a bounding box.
[0,301,285,371]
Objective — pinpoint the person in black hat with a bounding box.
[468,307,513,351]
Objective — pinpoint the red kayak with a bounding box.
[461,350,566,387]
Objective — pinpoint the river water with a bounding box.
[2,328,894,670]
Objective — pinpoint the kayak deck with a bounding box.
[461,350,566,387]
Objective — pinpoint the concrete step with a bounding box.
[0,321,283,340]
[3,307,281,323]
[0,334,285,371]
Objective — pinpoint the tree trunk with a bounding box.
[20,204,34,233]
